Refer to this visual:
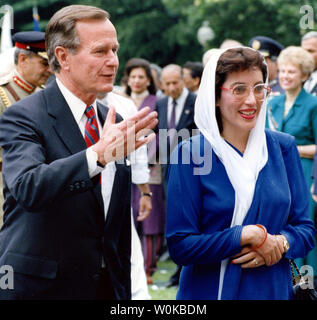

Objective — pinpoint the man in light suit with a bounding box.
[0,5,157,300]
[156,64,196,288]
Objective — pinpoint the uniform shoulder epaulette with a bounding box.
[0,86,11,108]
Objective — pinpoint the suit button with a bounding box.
[92,274,100,281]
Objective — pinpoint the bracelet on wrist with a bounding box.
[250,224,267,250]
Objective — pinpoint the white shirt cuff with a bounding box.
[86,147,104,178]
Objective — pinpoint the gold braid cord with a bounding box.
[0,86,11,109]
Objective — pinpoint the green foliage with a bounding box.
[2,0,317,83]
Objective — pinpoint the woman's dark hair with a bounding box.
[215,47,267,132]
[123,58,156,96]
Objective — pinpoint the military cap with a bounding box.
[248,36,284,60]
[12,31,47,60]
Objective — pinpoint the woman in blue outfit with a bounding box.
[166,47,316,300]
[267,46,317,273]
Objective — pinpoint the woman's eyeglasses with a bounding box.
[220,83,271,102]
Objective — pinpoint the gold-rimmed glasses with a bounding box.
[220,83,271,102]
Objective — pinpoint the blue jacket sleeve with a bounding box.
[277,134,316,259]
[166,138,242,266]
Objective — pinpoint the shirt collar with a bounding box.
[56,77,97,124]
[169,87,189,106]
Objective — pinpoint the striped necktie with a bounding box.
[84,105,100,147]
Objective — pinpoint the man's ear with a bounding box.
[17,52,30,66]
[54,46,70,71]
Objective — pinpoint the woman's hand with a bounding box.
[255,234,284,266]
[231,247,265,268]
[237,225,285,267]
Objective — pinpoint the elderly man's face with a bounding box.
[301,37,317,70]
[65,19,119,100]
[21,54,51,87]
[161,69,184,100]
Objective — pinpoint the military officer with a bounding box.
[0,31,51,227]
[0,31,51,113]
[249,36,284,98]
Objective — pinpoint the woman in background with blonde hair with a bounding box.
[268,46,317,273]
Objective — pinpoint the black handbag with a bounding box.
[290,259,317,300]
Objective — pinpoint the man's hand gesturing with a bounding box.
[92,106,158,166]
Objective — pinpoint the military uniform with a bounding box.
[0,31,48,228]
[0,72,35,113]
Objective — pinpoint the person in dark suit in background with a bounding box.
[0,5,157,300]
[301,31,317,96]
[156,64,197,195]
[156,64,196,287]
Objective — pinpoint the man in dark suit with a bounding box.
[156,64,196,287]
[156,64,197,195]
[302,31,317,96]
[0,5,157,300]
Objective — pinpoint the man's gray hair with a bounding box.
[45,5,110,73]
[13,48,33,65]
[301,31,317,42]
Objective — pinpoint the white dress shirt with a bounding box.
[102,92,149,184]
[99,91,151,300]
[56,77,116,221]
[304,70,317,94]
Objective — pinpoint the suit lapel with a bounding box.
[158,97,169,130]
[176,92,193,130]
[45,81,86,154]
[45,83,108,215]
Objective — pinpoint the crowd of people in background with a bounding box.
[0,4,317,300]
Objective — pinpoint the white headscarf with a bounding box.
[194,47,269,299]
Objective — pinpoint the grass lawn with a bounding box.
[147,259,178,300]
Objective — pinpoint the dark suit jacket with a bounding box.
[156,91,197,194]
[0,80,131,300]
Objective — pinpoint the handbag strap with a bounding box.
[290,259,301,286]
